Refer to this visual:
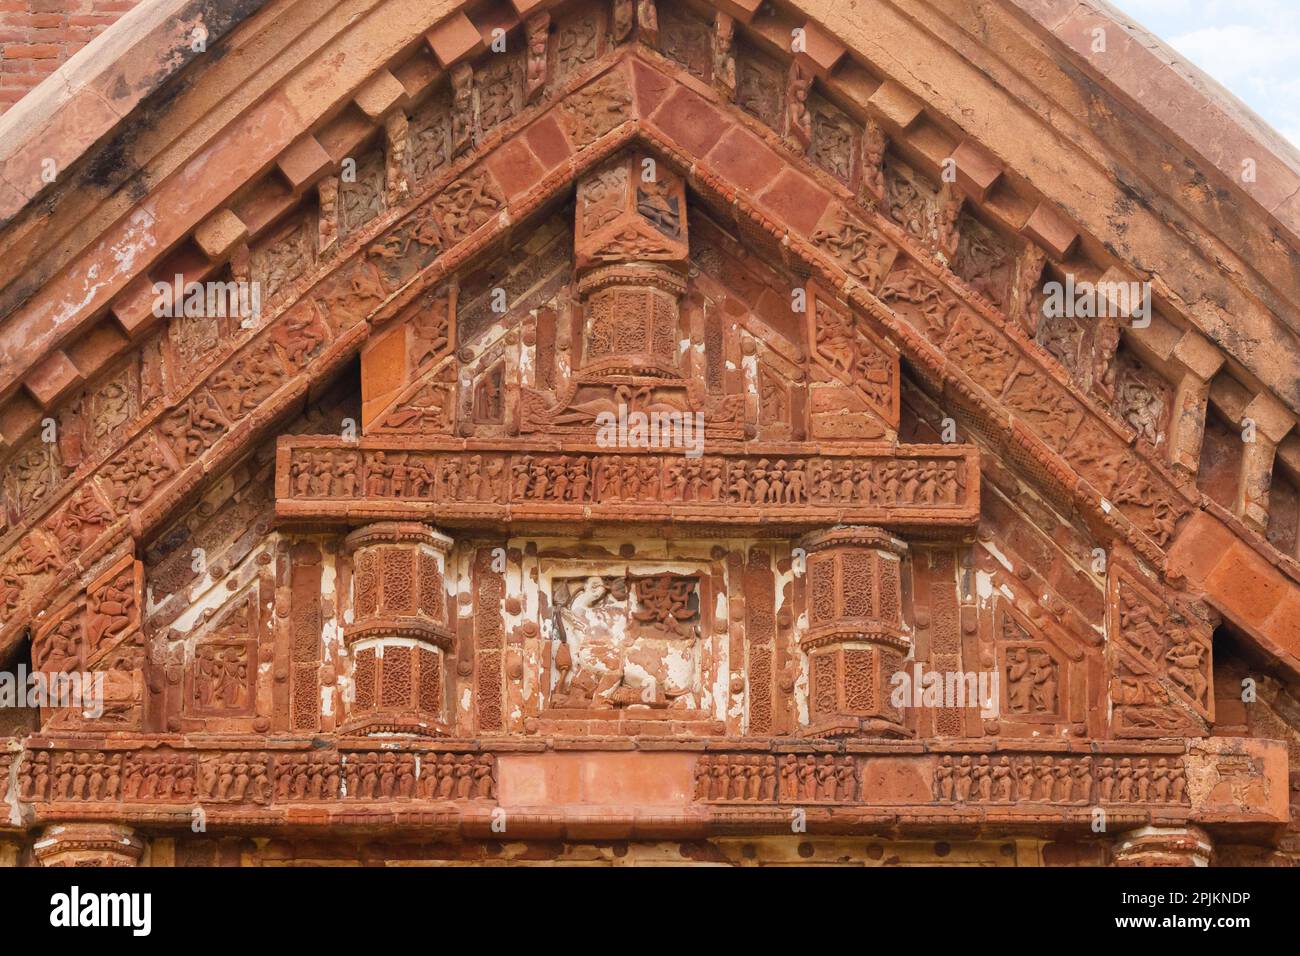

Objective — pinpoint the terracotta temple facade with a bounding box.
[0,0,1297,867]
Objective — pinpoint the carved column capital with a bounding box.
[800,524,907,558]
[33,823,143,867]
[344,521,454,553]
[1112,825,1212,867]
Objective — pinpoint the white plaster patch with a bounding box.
[980,541,1015,574]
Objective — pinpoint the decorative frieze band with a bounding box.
[3,738,1283,829]
[274,439,980,532]
[16,747,496,806]
[692,741,1282,825]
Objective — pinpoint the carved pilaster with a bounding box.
[318,175,339,256]
[449,63,475,157]
[1112,825,1212,867]
[34,823,143,867]
[343,522,454,736]
[798,526,910,738]
[1010,242,1046,337]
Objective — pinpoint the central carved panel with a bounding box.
[549,572,702,709]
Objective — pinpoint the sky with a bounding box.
[1118,0,1300,147]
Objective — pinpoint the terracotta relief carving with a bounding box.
[526,13,551,102]
[549,573,701,708]
[711,12,735,99]
[556,11,601,79]
[659,3,710,80]
[559,70,632,147]
[3,0,1296,871]
[1109,563,1214,738]
[933,754,1190,806]
[406,87,452,186]
[786,61,813,151]
[611,0,634,44]
[809,289,899,427]
[278,442,979,533]
[812,207,898,290]
[736,42,783,130]
[450,64,476,156]
[339,149,387,238]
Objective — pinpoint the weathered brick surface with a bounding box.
[0,0,142,114]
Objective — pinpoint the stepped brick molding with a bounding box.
[0,0,1297,869]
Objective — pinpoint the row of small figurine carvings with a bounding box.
[933,754,1190,806]
[696,753,1192,806]
[10,750,496,805]
[281,445,973,509]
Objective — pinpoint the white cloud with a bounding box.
[1167,25,1300,84]
[1106,2,1300,147]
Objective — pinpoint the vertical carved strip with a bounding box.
[704,303,724,392]
[726,550,745,734]
[784,543,806,733]
[255,562,277,732]
[384,111,409,206]
[318,176,339,257]
[745,547,776,735]
[787,61,812,152]
[450,64,475,157]
[860,118,886,206]
[712,12,735,100]
[272,543,292,730]
[474,546,505,732]
[1011,242,1046,337]
[935,183,963,263]
[535,307,557,391]
[289,541,322,732]
[928,550,962,737]
[526,13,550,102]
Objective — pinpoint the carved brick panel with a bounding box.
[1108,561,1214,738]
